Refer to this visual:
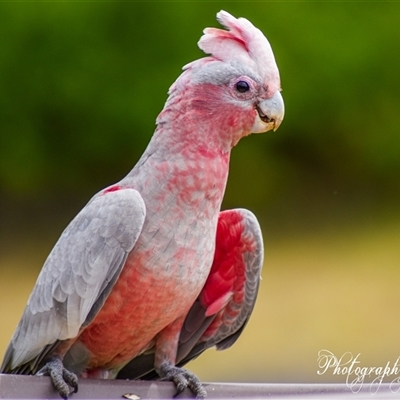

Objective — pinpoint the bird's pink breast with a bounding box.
[78,246,203,369]
[78,152,230,371]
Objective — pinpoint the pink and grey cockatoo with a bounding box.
[1,10,284,399]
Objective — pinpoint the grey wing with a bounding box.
[1,188,146,374]
[117,208,263,380]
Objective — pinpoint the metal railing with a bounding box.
[1,373,399,399]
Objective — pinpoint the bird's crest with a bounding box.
[195,10,280,91]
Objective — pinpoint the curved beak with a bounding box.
[251,91,285,133]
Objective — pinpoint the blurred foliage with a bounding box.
[0,2,400,231]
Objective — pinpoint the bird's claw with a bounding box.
[159,363,207,399]
[36,356,78,399]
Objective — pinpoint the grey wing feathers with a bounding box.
[1,188,146,373]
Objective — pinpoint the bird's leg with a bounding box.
[154,316,207,399]
[158,362,207,399]
[36,356,78,399]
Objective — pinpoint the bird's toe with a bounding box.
[159,363,206,399]
[36,356,78,399]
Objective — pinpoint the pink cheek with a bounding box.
[227,114,238,128]
[241,110,257,132]
[249,109,258,125]
[223,107,257,132]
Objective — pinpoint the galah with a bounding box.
[1,10,284,399]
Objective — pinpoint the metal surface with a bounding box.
[1,374,399,399]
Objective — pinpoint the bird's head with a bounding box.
[157,10,284,152]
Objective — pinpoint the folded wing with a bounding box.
[1,188,146,374]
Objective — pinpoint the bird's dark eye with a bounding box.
[235,80,250,93]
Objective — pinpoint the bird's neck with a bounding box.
[121,79,241,212]
[122,124,230,217]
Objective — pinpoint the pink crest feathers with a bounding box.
[197,10,280,92]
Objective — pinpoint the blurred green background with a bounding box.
[1,2,400,385]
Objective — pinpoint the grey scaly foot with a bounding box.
[36,356,78,399]
[158,362,207,399]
